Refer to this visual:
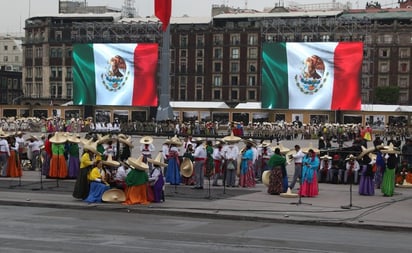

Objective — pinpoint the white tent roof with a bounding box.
[170,101,229,109]
[235,102,262,109]
[361,104,412,112]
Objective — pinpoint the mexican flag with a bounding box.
[262,42,363,110]
[73,43,158,106]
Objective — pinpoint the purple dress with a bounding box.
[359,165,375,196]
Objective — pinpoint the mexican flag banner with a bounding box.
[262,42,363,110]
[73,43,158,106]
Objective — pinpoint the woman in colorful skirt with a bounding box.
[49,133,68,179]
[266,148,286,195]
[381,144,399,197]
[67,135,81,179]
[7,135,22,178]
[123,156,150,205]
[299,149,320,197]
[147,153,166,203]
[72,143,97,200]
[358,154,375,196]
[84,159,110,203]
[239,141,256,188]
[165,136,182,185]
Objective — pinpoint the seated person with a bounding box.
[84,160,110,203]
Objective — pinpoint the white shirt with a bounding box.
[0,139,10,156]
[224,144,239,160]
[320,159,331,170]
[140,143,155,155]
[194,145,207,159]
[115,165,130,181]
[292,149,305,163]
[346,160,360,172]
[28,140,42,152]
[212,147,224,160]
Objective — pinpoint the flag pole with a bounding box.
[156,25,174,122]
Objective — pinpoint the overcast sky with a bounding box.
[0,0,399,36]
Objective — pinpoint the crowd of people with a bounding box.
[1,122,412,204]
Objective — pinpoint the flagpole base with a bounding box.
[156,105,174,122]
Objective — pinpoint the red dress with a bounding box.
[7,150,22,177]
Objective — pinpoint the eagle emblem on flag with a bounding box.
[101,55,130,92]
[295,55,328,95]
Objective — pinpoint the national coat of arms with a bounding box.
[294,55,328,95]
[101,55,130,92]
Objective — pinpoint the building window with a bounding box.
[398,76,409,88]
[249,62,257,72]
[214,62,222,72]
[66,67,72,79]
[230,62,239,73]
[379,62,389,73]
[35,67,42,78]
[27,67,33,78]
[379,48,389,57]
[230,34,240,45]
[213,34,223,46]
[196,36,204,47]
[180,60,187,73]
[3,56,8,62]
[248,34,258,45]
[179,76,187,86]
[196,89,202,100]
[25,48,33,58]
[34,82,42,98]
[25,82,32,96]
[214,75,222,86]
[399,62,409,72]
[179,88,186,100]
[197,49,203,58]
[213,89,221,100]
[55,31,62,41]
[180,36,188,47]
[35,47,42,58]
[248,90,256,100]
[378,76,389,87]
[362,63,369,73]
[66,83,72,99]
[180,50,187,58]
[4,45,8,51]
[400,92,409,104]
[248,75,256,86]
[196,76,203,85]
[15,56,19,62]
[214,48,222,59]
[51,66,63,78]
[196,62,203,74]
[231,48,239,59]
[231,89,238,100]
[399,48,410,58]
[65,48,72,58]
[50,47,63,58]
[248,47,258,59]
[231,75,239,86]
[362,77,370,88]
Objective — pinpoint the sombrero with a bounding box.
[192,137,205,144]
[345,154,356,161]
[357,146,376,160]
[170,135,182,146]
[243,138,257,147]
[127,156,149,171]
[67,135,80,144]
[397,179,412,188]
[213,140,224,147]
[320,155,332,160]
[140,136,153,144]
[83,141,100,156]
[118,136,134,148]
[222,131,241,143]
[262,170,270,187]
[102,154,120,167]
[271,143,290,154]
[381,143,401,154]
[259,141,272,148]
[27,135,38,141]
[117,133,127,140]
[102,188,126,203]
[180,157,193,177]
[49,132,67,144]
[280,187,299,198]
[301,143,320,154]
[147,152,168,168]
[96,134,111,144]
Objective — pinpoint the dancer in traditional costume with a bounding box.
[123,156,150,205]
[299,149,320,197]
[266,148,286,195]
[239,139,256,188]
[49,133,68,178]
[358,154,375,196]
[72,141,98,200]
[381,144,399,197]
[147,153,166,203]
[165,136,182,186]
[84,159,110,203]
[67,135,81,179]
[7,134,22,178]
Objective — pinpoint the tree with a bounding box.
[374,86,399,104]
